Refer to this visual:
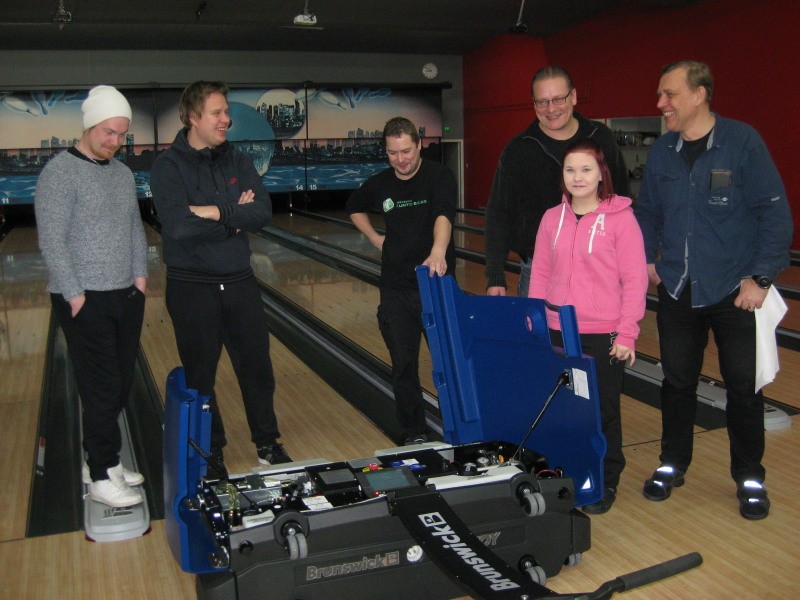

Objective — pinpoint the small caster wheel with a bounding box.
[525,564,547,586]
[565,552,582,567]
[286,532,299,560]
[523,491,546,516]
[286,531,308,560]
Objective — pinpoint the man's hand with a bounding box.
[238,189,255,204]
[189,204,221,221]
[68,294,86,318]
[735,277,769,312]
[486,286,506,296]
[647,263,661,286]
[350,212,384,251]
[422,249,448,277]
[134,276,147,295]
[367,233,385,251]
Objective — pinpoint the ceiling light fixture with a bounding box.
[52,0,72,30]
[509,0,528,34]
[293,0,318,26]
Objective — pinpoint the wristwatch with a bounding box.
[751,275,772,289]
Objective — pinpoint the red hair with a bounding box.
[560,138,615,201]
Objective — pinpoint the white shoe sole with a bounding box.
[82,462,145,486]
[89,490,144,508]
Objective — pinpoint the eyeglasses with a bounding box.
[533,90,573,108]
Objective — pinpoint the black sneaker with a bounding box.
[257,443,292,465]
[582,487,616,514]
[208,446,228,479]
[402,434,428,445]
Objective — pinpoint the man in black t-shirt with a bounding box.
[347,117,457,445]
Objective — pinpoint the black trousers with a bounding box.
[656,284,764,484]
[552,329,626,489]
[166,276,280,449]
[52,287,145,481]
[377,287,427,441]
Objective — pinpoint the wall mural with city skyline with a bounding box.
[0,86,443,205]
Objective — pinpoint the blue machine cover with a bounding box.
[416,266,605,506]
[163,367,225,574]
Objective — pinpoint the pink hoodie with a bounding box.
[529,194,648,351]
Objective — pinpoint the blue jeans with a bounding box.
[656,284,765,484]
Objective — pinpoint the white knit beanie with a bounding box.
[81,85,132,130]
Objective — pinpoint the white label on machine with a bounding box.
[303,495,334,511]
[241,509,275,529]
[573,368,590,399]
[431,464,523,490]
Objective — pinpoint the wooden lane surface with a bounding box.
[2,222,798,599]
[636,309,800,411]
[4,405,796,598]
[250,232,446,400]
[141,225,394,473]
[1,519,196,599]
[279,210,800,323]
[0,226,49,543]
[274,212,800,410]
[4,223,394,599]
[543,415,800,600]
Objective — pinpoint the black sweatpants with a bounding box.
[166,276,280,450]
[52,286,145,481]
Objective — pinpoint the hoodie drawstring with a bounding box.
[553,202,604,256]
[552,203,567,250]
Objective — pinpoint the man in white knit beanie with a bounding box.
[35,85,148,509]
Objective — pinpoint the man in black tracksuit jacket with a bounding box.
[484,66,629,296]
[151,81,290,472]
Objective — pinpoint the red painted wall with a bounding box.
[463,0,800,246]
[463,35,549,209]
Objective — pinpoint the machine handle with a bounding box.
[616,552,703,590]
[579,552,703,600]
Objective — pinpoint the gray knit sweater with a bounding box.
[35,149,148,300]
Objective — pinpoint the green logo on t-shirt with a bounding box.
[383,198,395,212]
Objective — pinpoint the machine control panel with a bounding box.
[190,441,550,546]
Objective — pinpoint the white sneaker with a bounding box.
[82,461,144,486]
[89,464,144,508]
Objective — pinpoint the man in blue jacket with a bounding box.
[151,81,290,474]
[635,61,792,520]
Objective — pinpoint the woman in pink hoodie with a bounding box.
[529,138,648,514]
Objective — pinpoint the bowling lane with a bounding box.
[270,211,516,295]
[141,225,394,476]
[0,226,50,542]
[0,222,397,543]
[274,210,800,410]
[257,217,693,448]
[248,231,436,391]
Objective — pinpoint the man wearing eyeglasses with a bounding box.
[484,65,629,296]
